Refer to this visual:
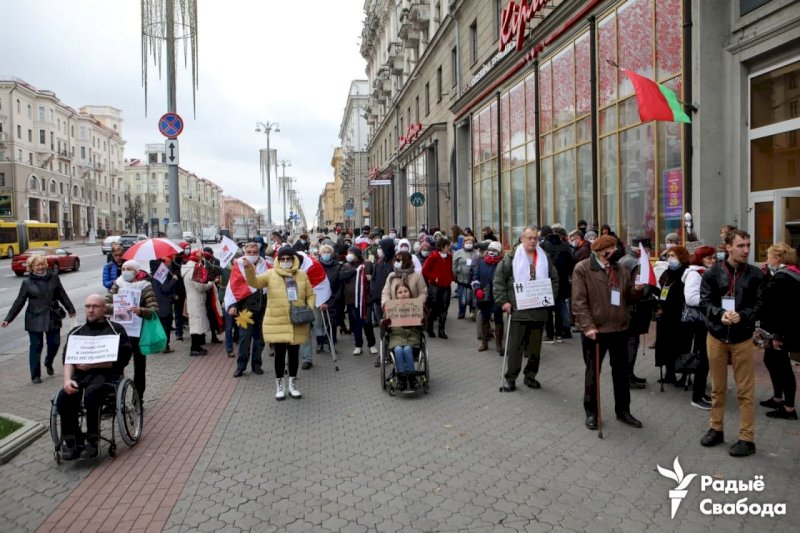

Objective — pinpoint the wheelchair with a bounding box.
[49,376,143,463]
[379,326,429,396]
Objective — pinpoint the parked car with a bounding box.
[182,231,197,243]
[102,235,121,255]
[119,235,146,251]
[12,247,80,276]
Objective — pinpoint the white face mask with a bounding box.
[245,255,259,264]
[389,233,397,239]
[667,258,681,270]
[394,262,403,270]
[310,247,318,254]
[464,244,473,251]
[421,250,430,257]
[122,271,135,282]
[413,242,421,253]
[300,239,307,245]
[279,260,293,269]
[377,248,384,258]
[346,253,356,263]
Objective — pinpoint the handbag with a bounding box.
[681,304,704,323]
[51,301,67,320]
[140,315,167,355]
[675,351,700,374]
[290,305,315,325]
[192,261,209,284]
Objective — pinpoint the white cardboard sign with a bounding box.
[513,278,554,310]
[113,288,142,337]
[153,262,170,284]
[64,335,120,365]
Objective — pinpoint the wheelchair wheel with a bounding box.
[419,346,429,393]
[49,389,64,463]
[380,339,387,390]
[116,378,142,447]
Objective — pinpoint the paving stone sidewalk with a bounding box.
[1,308,798,532]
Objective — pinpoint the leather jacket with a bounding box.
[699,261,763,344]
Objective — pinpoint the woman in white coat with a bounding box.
[181,249,214,355]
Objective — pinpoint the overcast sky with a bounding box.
[1,0,367,227]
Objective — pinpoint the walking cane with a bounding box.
[498,313,513,392]
[596,342,603,439]
[322,308,339,371]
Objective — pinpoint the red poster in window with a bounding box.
[510,82,525,148]
[552,45,575,128]
[618,0,654,98]
[539,61,553,134]
[575,33,591,116]
[656,0,682,80]
[598,14,617,107]
[663,168,683,218]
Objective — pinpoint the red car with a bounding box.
[12,247,81,276]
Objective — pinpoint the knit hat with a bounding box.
[488,241,502,253]
[348,246,363,258]
[584,230,598,241]
[122,260,141,272]
[276,246,295,259]
[591,235,617,252]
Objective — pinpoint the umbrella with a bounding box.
[122,238,183,262]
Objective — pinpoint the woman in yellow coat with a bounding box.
[244,246,315,401]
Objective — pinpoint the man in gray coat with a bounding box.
[494,227,558,391]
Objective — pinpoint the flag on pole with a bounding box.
[638,243,657,286]
[217,236,239,269]
[223,257,269,311]
[622,69,691,124]
[297,251,332,306]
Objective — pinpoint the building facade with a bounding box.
[358,0,800,258]
[339,80,371,227]
[124,144,223,237]
[0,78,126,239]
[318,147,347,230]
[221,196,257,235]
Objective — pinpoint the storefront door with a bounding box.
[748,190,800,262]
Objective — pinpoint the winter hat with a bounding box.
[276,246,295,259]
[348,246,363,258]
[378,237,395,260]
[488,241,503,253]
[584,230,598,241]
[122,260,141,272]
[591,235,617,252]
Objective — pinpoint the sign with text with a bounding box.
[384,298,424,327]
[153,262,170,284]
[513,278,554,310]
[217,236,238,269]
[685,239,705,255]
[664,168,683,218]
[113,288,142,337]
[64,335,120,365]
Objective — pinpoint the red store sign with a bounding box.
[499,0,551,52]
[398,122,424,150]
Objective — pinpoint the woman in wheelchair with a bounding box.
[386,283,422,391]
[58,294,133,460]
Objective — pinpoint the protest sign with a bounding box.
[513,278,554,310]
[64,335,120,365]
[218,236,238,269]
[685,240,705,255]
[153,262,170,284]
[113,288,142,337]
[384,298,424,327]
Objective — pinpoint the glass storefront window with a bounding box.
[656,0,682,80]
[552,45,576,128]
[617,0,654,99]
[750,60,800,129]
[598,13,617,107]
[406,154,427,237]
[575,33,591,117]
[554,150,576,225]
[751,132,800,191]
[601,135,619,230]
[577,144,593,224]
[754,201,773,262]
[657,119,684,244]
[541,157,554,224]
[510,83,526,148]
[526,163,538,223]
[540,62,553,134]
[511,166,527,242]
[620,123,656,245]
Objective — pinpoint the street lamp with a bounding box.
[278,159,291,230]
[255,121,279,228]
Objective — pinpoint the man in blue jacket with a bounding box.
[102,243,125,290]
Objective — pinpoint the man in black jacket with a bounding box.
[699,229,763,457]
[58,294,133,459]
[540,227,574,341]
[369,238,396,366]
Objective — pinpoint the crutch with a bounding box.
[498,313,513,392]
[321,307,339,371]
[596,342,603,439]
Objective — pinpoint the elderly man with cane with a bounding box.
[493,227,558,391]
[572,235,645,432]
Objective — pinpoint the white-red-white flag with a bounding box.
[223,257,269,310]
[297,251,332,306]
[638,243,657,286]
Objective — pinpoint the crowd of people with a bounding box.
[4,219,799,461]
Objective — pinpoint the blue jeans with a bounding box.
[393,346,415,374]
[29,329,61,380]
[224,310,235,353]
[237,310,264,371]
[457,285,473,317]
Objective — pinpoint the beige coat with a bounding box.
[381,271,428,307]
[181,260,214,335]
[244,257,315,345]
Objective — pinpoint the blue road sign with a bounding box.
[158,113,184,138]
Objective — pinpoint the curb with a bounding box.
[0,412,47,465]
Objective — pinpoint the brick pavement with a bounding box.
[1,308,799,532]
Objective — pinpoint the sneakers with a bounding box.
[629,379,647,390]
[353,347,362,355]
[759,397,784,409]
[288,377,302,399]
[700,428,724,447]
[691,398,712,410]
[729,440,756,457]
[543,336,556,344]
[301,361,313,370]
[189,348,208,356]
[766,408,798,420]
[275,378,286,401]
[369,345,378,354]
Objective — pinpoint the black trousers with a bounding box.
[173,294,186,337]
[58,373,115,443]
[764,347,796,408]
[582,332,630,417]
[274,343,299,379]
[159,314,173,348]
[688,321,710,402]
[429,285,452,328]
[130,337,146,401]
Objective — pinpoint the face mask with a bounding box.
[245,255,259,264]
[413,242,421,253]
[279,261,292,269]
[269,240,275,246]
[377,248,385,258]
[569,240,578,248]
[439,252,448,259]
[389,233,397,239]
[321,254,332,263]
[122,271,135,282]
[464,244,473,251]
[421,251,430,257]
[716,252,726,262]
[666,243,675,249]
[394,262,403,270]
[300,239,307,245]
[310,247,318,254]
[667,258,681,270]
[346,253,355,263]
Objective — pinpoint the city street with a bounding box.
[0,297,798,532]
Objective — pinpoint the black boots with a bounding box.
[438,317,448,339]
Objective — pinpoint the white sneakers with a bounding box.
[288,377,302,399]
[353,347,362,355]
[369,346,378,354]
[275,378,286,401]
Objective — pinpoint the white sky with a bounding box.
[1,0,367,226]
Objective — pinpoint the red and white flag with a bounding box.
[638,243,657,286]
[297,251,332,306]
[223,257,269,310]
[217,236,239,269]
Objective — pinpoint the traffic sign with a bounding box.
[165,139,179,166]
[410,192,425,207]
[158,112,184,138]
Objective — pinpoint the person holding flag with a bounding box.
[226,242,269,378]
[294,250,332,369]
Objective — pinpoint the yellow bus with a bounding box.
[0,221,61,258]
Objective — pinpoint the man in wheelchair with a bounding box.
[58,294,132,460]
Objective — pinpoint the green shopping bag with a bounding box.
[140,315,167,355]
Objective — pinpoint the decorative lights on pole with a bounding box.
[256,121,279,228]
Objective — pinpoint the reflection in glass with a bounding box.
[620,123,655,246]
[751,132,800,191]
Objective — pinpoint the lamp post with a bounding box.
[255,121,279,228]
[278,159,291,230]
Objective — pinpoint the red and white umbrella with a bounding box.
[122,238,183,262]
